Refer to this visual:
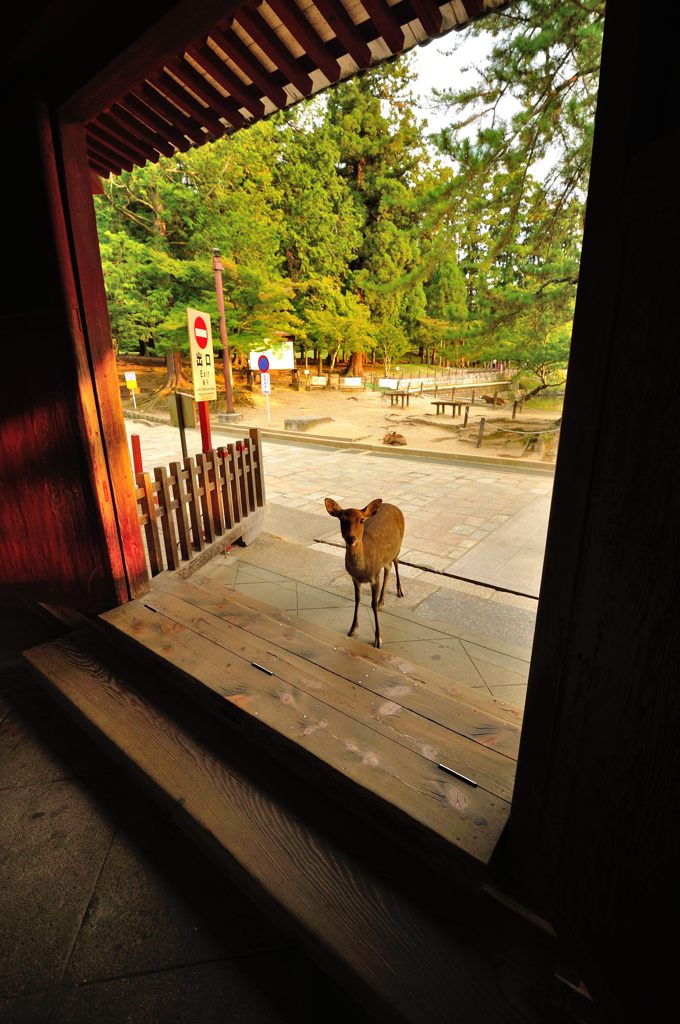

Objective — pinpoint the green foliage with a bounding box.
[95,4,602,382]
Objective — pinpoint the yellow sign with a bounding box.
[187,307,217,402]
[124,371,138,390]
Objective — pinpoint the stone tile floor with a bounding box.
[197,516,535,710]
[126,422,553,598]
[0,604,373,1024]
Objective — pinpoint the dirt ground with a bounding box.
[117,357,561,464]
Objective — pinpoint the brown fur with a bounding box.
[324,497,405,648]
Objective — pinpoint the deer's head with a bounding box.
[324,498,382,547]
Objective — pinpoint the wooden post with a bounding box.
[198,401,212,452]
[471,389,475,406]
[249,427,266,507]
[464,405,469,427]
[169,461,192,561]
[513,400,518,420]
[131,434,143,476]
[477,417,486,448]
[154,466,180,570]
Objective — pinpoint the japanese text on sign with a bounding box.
[187,307,217,402]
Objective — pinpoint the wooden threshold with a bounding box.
[97,573,520,882]
[24,628,552,1024]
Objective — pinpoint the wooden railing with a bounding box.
[134,428,266,577]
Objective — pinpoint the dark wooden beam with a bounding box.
[266,0,341,83]
[235,7,313,97]
[60,0,245,122]
[355,0,405,54]
[97,112,161,163]
[166,59,246,129]
[119,92,193,152]
[152,71,225,136]
[312,0,372,69]
[138,81,208,144]
[88,121,157,169]
[108,102,177,158]
[87,134,132,174]
[459,0,486,19]
[208,25,288,108]
[408,0,443,37]
[89,157,111,180]
[186,43,265,118]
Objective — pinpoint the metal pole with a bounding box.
[212,248,235,414]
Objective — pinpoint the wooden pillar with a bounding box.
[0,95,148,610]
[507,6,680,1019]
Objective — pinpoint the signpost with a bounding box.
[258,354,271,424]
[124,371,138,409]
[168,391,196,461]
[187,307,217,452]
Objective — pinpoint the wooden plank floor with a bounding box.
[99,573,521,880]
[24,629,552,1024]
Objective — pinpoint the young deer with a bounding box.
[324,497,404,648]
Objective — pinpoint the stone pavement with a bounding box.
[125,418,554,710]
[126,419,553,597]
[0,605,373,1023]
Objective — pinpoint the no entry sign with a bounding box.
[257,354,270,373]
[187,307,217,402]
[193,315,209,349]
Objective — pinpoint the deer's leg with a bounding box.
[370,578,382,648]
[378,564,390,608]
[348,578,361,637]
[393,557,404,598]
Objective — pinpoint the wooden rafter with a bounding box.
[266,0,341,83]
[86,134,130,174]
[234,6,314,96]
[209,25,288,109]
[312,0,372,68]
[355,0,405,53]
[107,102,177,159]
[119,93,193,153]
[186,43,265,119]
[98,110,163,163]
[408,0,443,37]
[165,60,246,129]
[139,82,209,145]
[80,0,490,175]
[152,71,225,137]
[87,123,146,168]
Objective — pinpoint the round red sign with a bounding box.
[193,315,209,349]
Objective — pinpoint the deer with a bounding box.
[324,497,404,648]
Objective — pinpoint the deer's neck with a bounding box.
[345,540,369,577]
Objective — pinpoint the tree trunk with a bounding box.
[345,350,365,376]
[142,350,192,409]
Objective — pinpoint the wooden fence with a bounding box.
[134,428,266,578]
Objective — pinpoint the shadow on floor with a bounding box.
[0,603,373,1024]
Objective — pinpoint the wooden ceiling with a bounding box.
[86,0,499,178]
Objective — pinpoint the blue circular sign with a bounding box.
[258,354,270,372]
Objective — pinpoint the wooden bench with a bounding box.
[431,400,470,417]
[386,390,410,407]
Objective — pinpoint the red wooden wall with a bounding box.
[0,94,147,610]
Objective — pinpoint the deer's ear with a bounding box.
[363,499,383,518]
[324,498,343,517]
